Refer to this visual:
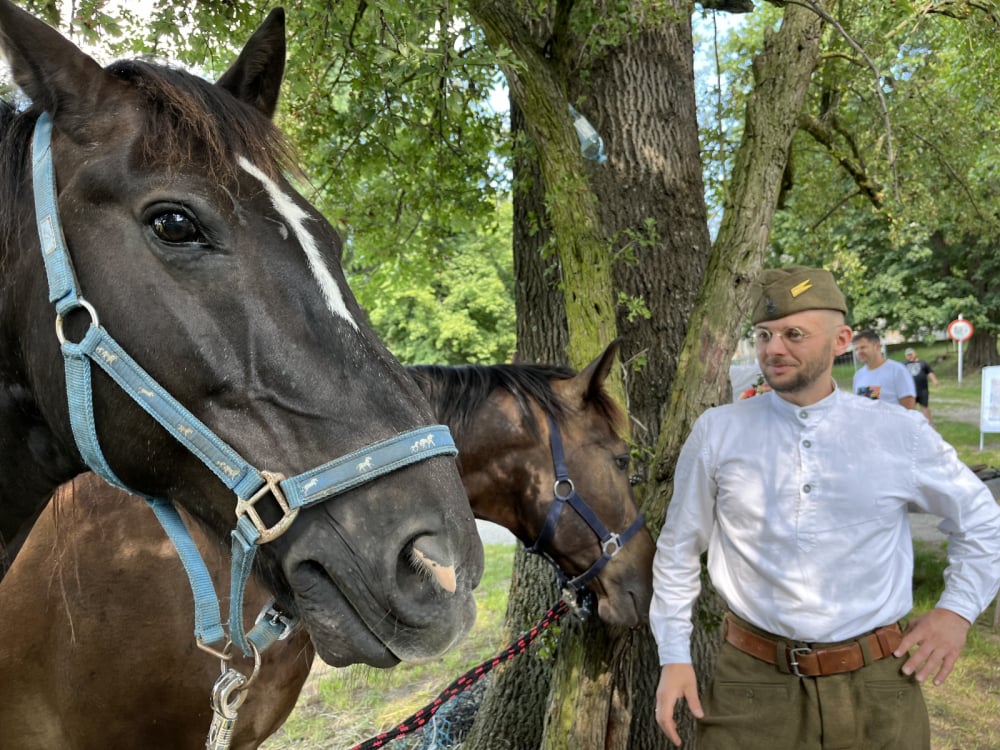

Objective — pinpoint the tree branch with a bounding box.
[905,128,990,224]
[787,0,900,199]
[809,188,861,231]
[795,112,884,210]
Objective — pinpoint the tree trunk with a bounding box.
[964,328,999,370]
[466,3,710,749]
[463,547,562,748]
[466,1,832,748]
[462,98,565,748]
[642,3,834,746]
[469,0,622,375]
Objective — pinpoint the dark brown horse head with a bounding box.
[410,342,654,626]
[0,2,482,667]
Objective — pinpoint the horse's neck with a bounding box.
[419,385,535,544]
[0,383,82,552]
[458,461,530,541]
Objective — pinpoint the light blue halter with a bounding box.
[31,112,458,655]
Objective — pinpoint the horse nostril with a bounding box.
[408,534,457,593]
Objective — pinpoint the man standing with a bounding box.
[852,329,917,409]
[905,347,941,425]
[651,266,1000,749]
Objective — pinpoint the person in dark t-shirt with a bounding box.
[905,347,940,426]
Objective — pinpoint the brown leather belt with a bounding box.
[723,614,903,677]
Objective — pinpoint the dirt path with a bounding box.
[933,396,980,426]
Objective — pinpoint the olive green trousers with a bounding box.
[697,639,930,749]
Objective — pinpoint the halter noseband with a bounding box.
[31,112,457,655]
[526,413,646,612]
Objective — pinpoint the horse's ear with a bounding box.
[216,7,286,118]
[0,0,114,125]
[570,339,621,404]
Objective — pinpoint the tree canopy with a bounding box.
[705,1,1000,361]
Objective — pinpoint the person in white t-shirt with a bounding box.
[852,329,916,409]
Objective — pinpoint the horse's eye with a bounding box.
[614,454,630,472]
[150,211,207,246]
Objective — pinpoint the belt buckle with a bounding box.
[788,646,812,677]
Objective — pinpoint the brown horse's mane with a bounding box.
[406,363,626,444]
[0,59,294,260]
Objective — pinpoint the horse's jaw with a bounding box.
[283,551,478,668]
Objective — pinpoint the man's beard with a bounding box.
[762,341,833,394]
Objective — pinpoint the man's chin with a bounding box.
[765,374,804,393]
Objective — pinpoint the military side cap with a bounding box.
[750,266,847,324]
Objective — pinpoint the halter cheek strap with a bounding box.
[526,413,646,604]
[31,112,458,654]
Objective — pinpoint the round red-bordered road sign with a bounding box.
[948,318,974,342]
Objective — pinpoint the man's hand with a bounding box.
[895,608,971,685]
[655,663,704,747]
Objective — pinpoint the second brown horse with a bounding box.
[0,344,654,749]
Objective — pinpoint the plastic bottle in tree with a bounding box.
[568,104,607,164]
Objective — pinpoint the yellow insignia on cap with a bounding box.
[790,279,813,298]
[750,265,848,324]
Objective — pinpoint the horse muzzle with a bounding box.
[273,472,483,668]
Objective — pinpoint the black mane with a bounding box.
[407,363,624,443]
[0,97,34,262]
[104,59,293,182]
[408,363,571,441]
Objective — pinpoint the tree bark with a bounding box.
[466,1,833,748]
[641,3,834,746]
[466,4,710,749]
[469,0,621,373]
[964,328,999,370]
[462,96,565,747]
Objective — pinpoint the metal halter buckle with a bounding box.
[235,470,296,543]
[254,601,299,641]
[561,586,595,621]
[789,646,812,677]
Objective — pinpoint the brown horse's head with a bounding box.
[410,342,654,626]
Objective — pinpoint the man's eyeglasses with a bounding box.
[752,326,813,346]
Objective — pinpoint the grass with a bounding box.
[261,544,515,749]
[912,541,1000,750]
[264,342,1000,749]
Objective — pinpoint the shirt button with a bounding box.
[803,484,812,493]
[799,410,808,419]
[803,440,812,448]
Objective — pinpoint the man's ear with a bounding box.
[833,325,854,357]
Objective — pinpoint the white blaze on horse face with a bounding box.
[239,157,358,329]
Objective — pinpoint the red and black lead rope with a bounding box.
[350,599,571,750]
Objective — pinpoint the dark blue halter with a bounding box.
[526,413,646,612]
[31,112,458,655]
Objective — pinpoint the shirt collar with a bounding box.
[769,380,841,421]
